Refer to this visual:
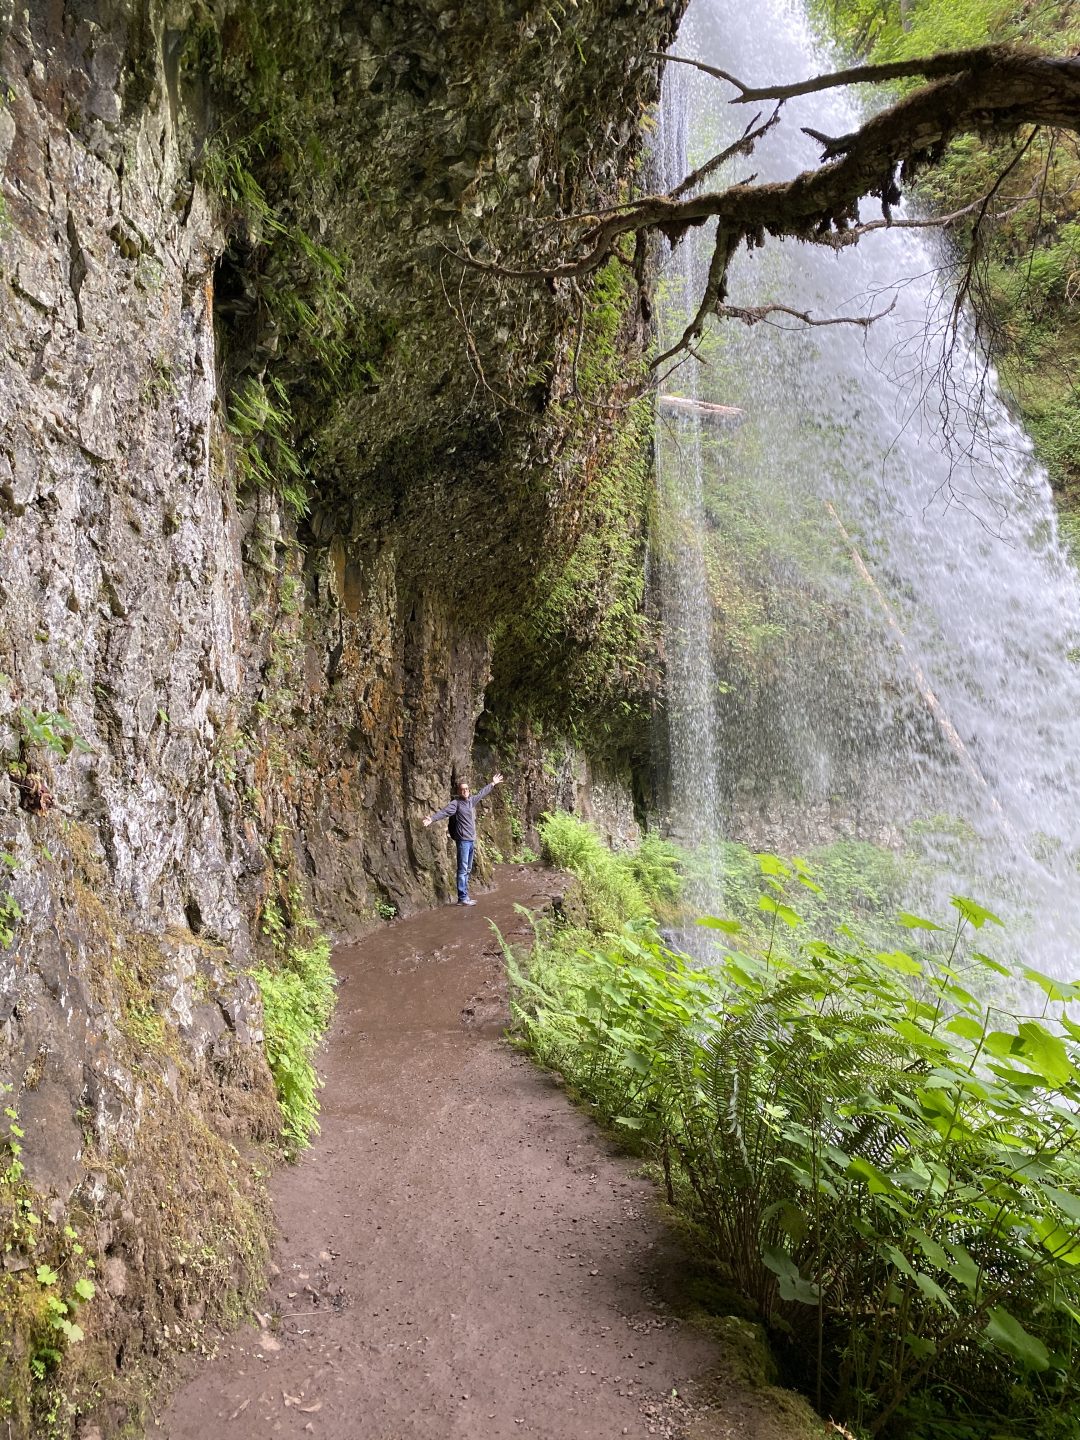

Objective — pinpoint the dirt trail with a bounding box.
[155,868,811,1440]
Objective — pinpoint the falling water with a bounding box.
[653,75,723,903]
[657,0,1080,975]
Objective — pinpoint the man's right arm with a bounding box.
[423,799,456,828]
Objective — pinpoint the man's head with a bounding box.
[457,780,470,799]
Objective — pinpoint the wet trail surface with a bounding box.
[155,868,800,1440]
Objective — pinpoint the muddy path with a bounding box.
[154,867,814,1440]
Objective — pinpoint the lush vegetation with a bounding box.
[538,810,684,930]
[193,8,664,780]
[512,816,1080,1438]
[0,1089,97,1434]
[183,13,357,519]
[485,258,659,764]
[809,0,1080,498]
[252,890,336,1154]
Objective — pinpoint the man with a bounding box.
[423,773,504,905]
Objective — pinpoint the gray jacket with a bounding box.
[429,782,495,842]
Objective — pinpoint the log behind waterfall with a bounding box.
[823,499,1007,822]
[658,395,746,425]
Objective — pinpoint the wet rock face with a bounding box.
[0,4,249,935]
[0,5,274,1278]
[0,0,679,1428]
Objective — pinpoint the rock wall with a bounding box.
[0,1,681,1432]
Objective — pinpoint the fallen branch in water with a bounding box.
[658,395,745,425]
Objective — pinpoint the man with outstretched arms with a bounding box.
[423,773,504,905]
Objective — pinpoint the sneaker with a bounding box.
[459,897,477,906]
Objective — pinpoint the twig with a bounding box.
[820,178,1052,245]
[442,47,1080,386]
[646,50,749,95]
[714,296,897,329]
[670,105,783,199]
[949,127,1040,337]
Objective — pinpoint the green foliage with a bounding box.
[812,0,1077,65]
[226,375,308,517]
[0,876,21,948]
[698,837,924,952]
[509,875,1080,1438]
[118,1001,166,1051]
[2,707,92,833]
[487,261,659,759]
[188,11,358,518]
[197,128,285,243]
[1,1087,97,1426]
[623,831,685,911]
[536,817,911,948]
[253,892,336,1155]
[538,812,684,930]
[0,895,20,947]
[141,354,176,408]
[14,708,91,760]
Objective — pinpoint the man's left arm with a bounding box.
[473,772,504,803]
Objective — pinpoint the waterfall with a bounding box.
[653,69,723,907]
[656,0,1080,975]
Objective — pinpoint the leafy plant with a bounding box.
[0,889,21,948]
[508,862,1080,1438]
[3,707,92,817]
[14,708,92,759]
[538,811,685,931]
[1,1087,97,1418]
[253,929,334,1155]
[196,88,355,519]
[253,878,335,1155]
[0,891,19,940]
[226,375,308,517]
[197,131,286,244]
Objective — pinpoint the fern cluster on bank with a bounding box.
[251,893,335,1154]
[511,820,1080,1438]
[538,811,684,931]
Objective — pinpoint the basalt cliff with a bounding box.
[0,2,681,1431]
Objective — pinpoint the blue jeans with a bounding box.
[456,840,474,901]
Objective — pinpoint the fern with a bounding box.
[252,916,335,1155]
[537,812,687,929]
[509,864,1080,1438]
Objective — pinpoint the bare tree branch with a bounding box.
[654,43,1060,106]
[948,126,1040,336]
[821,175,1046,245]
[444,44,1080,371]
[714,297,898,328]
[670,105,782,199]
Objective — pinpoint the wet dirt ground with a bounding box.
[153,867,813,1440]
